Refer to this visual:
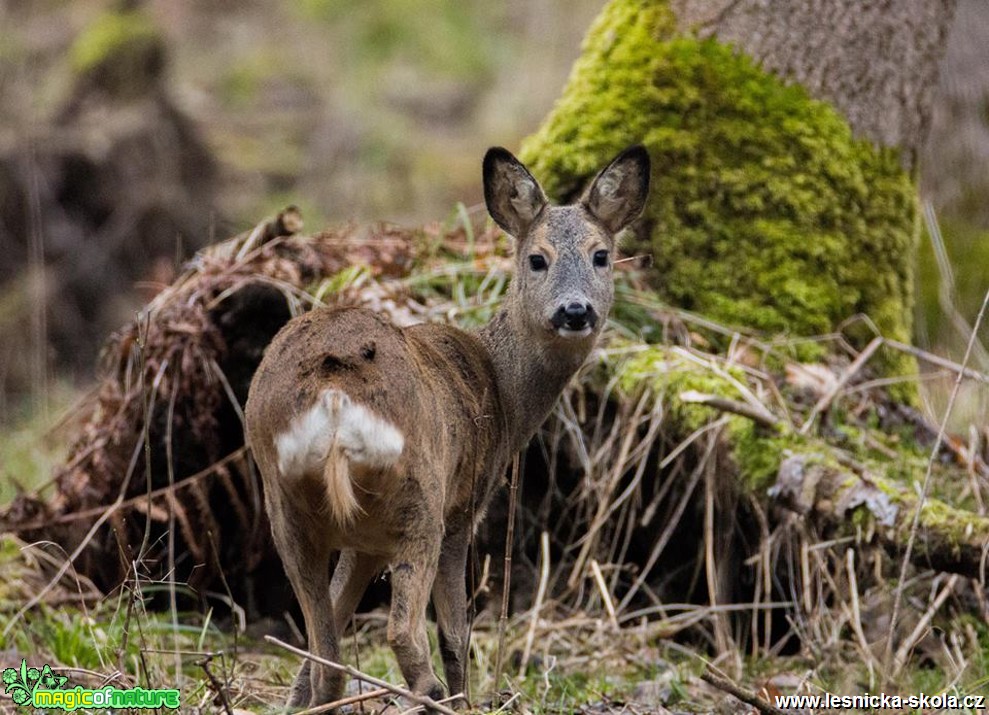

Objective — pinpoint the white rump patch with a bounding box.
[276,389,405,478]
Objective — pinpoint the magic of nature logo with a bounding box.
[3,659,180,711]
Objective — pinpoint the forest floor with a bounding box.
[2,533,988,715]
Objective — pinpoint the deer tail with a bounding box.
[323,441,362,525]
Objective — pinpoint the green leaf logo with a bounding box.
[3,660,68,708]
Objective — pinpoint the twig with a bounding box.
[165,367,181,681]
[590,559,618,629]
[195,655,233,715]
[801,336,883,434]
[396,692,466,715]
[264,636,459,715]
[885,286,989,673]
[885,338,989,384]
[703,452,731,657]
[892,574,960,677]
[679,390,779,428]
[491,691,522,714]
[519,531,551,677]
[613,254,652,266]
[844,549,876,681]
[295,687,390,715]
[700,671,787,715]
[493,452,522,690]
[619,600,792,625]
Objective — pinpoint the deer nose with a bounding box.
[552,302,595,331]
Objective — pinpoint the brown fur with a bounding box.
[245,145,649,710]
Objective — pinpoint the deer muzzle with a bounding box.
[551,302,597,336]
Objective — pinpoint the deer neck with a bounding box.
[476,300,591,454]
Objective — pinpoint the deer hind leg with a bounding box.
[431,530,470,707]
[269,498,342,708]
[388,535,445,702]
[331,549,383,634]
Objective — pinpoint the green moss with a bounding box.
[909,497,987,554]
[70,10,161,76]
[615,344,796,491]
[521,0,918,389]
[730,422,802,492]
[617,344,747,431]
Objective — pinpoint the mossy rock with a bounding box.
[521,0,918,386]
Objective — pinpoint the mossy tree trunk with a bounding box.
[521,0,956,390]
[675,0,957,169]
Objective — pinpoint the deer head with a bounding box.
[483,145,650,348]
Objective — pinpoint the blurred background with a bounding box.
[0,0,986,495]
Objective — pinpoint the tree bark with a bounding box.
[674,0,958,169]
[921,0,989,224]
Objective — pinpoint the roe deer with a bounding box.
[244,145,649,710]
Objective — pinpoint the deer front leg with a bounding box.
[431,530,470,707]
[268,499,342,708]
[388,536,444,703]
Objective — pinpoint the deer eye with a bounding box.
[593,249,610,267]
[528,254,548,272]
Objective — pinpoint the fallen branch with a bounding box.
[700,671,788,715]
[265,636,460,715]
[295,687,390,715]
[770,453,989,578]
[397,693,466,715]
[679,390,780,428]
[195,655,233,715]
[885,338,989,384]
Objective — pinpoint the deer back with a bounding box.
[246,306,507,546]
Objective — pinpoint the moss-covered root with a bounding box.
[521,0,918,389]
[770,453,989,578]
[614,344,989,578]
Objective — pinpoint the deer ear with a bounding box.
[483,147,548,239]
[582,145,650,234]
